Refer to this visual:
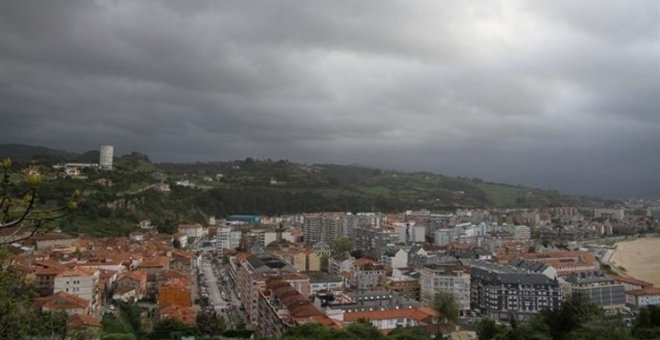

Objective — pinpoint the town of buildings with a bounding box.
[3,203,659,338]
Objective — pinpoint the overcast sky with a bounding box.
[1,1,658,198]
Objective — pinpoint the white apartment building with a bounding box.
[594,208,625,221]
[178,223,206,238]
[511,225,531,240]
[217,226,242,250]
[53,267,99,309]
[420,263,471,312]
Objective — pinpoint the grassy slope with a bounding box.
[472,182,530,207]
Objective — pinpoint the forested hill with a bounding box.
[0,144,78,161]
[5,149,616,237]
[161,158,607,210]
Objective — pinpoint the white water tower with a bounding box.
[99,145,114,170]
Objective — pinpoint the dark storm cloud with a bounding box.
[1,0,659,198]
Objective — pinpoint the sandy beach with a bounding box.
[610,237,660,287]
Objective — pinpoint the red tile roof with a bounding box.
[67,314,101,329]
[57,267,97,278]
[159,277,191,290]
[628,287,660,296]
[160,305,197,324]
[612,275,654,288]
[119,270,147,283]
[343,307,436,323]
[139,256,170,268]
[35,266,66,276]
[35,291,90,310]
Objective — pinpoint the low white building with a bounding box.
[329,253,354,276]
[174,232,188,248]
[626,288,660,308]
[390,248,409,269]
[308,273,344,295]
[178,223,206,238]
[337,307,436,333]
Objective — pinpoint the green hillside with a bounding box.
[5,149,610,237]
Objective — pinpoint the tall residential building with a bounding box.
[594,208,625,221]
[420,262,471,312]
[394,222,426,245]
[217,226,242,251]
[349,259,386,290]
[353,225,399,258]
[99,145,113,170]
[511,225,531,240]
[303,213,343,245]
[470,262,562,321]
[565,272,626,314]
[434,228,456,247]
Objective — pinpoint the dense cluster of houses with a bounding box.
[3,204,658,338]
[4,226,201,336]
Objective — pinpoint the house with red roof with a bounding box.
[158,278,192,308]
[53,267,100,312]
[138,255,170,282]
[34,291,91,316]
[341,306,438,333]
[612,275,654,292]
[114,270,148,301]
[626,287,660,308]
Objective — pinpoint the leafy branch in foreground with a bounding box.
[0,158,80,244]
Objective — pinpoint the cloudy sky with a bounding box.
[1,1,658,198]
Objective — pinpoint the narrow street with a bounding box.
[201,258,228,314]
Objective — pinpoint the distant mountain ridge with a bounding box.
[0,144,79,160]
[1,144,615,209]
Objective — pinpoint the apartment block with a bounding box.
[420,262,471,312]
[469,262,562,320]
[565,272,626,313]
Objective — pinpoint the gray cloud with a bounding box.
[1,0,659,198]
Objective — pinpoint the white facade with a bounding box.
[435,229,454,246]
[99,145,113,170]
[394,223,426,244]
[54,269,99,306]
[594,208,625,221]
[309,281,344,295]
[175,233,188,248]
[512,225,531,240]
[329,257,354,276]
[390,249,409,269]
[179,224,206,238]
[262,231,277,247]
[217,226,242,250]
[281,231,296,243]
[420,265,471,312]
[626,290,660,308]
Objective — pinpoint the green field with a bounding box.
[473,182,529,206]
